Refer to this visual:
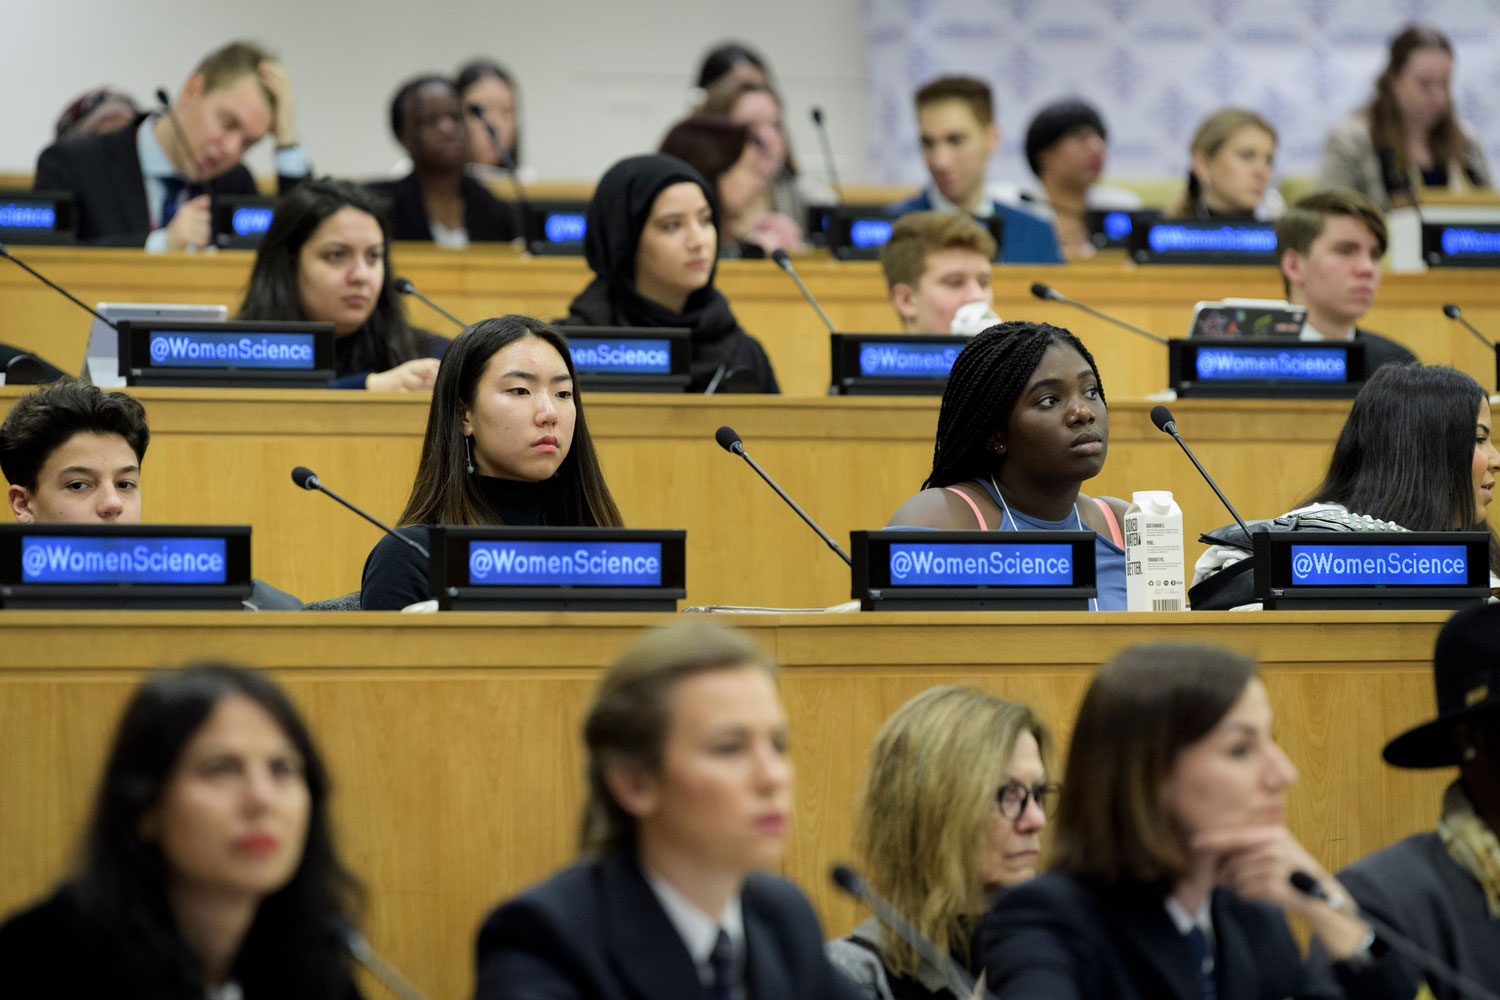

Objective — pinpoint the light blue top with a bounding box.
[972,479,1128,611]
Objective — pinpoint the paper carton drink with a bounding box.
[1123,491,1186,612]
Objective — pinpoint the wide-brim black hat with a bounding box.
[1383,602,1500,768]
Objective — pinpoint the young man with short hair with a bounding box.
[880,212,998,334]
[34,40,309,251]
[888,76,1062,264]
[1275,189,1417,372]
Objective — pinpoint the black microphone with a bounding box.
[154,87,201,184]
[465,105,529,240]
[1030,282,1169,345]
[809,107,845,204]
[334,924,431,1000]
[393,277,467,332]
[1290,871,1500,1000]
[770,249,837,335]
[292,466,429,560]
[715,426,852,566]
[1443,303,1495,349]
[1150,405,1253,539]
[0,243,119,330]
[832,865,991,999]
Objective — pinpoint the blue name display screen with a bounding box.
[569,339,673,374]
[468,540,663,586]
[544,213,587,242]
[1146,224,1276,254]
[0,199,57,229]
[858,342,959,378]
[848,218,893,248]
[1288,544,1469,586]
[22,535,228,584]
[1438,226,1500,256]
[886,542,1075,586]
[1193,344,1349,382]
[146,330,317,369]
[231,206,274,236]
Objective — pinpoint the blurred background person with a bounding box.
[659,115,800,256]
[1166,108,1282,220]
[1018,98,1141,260]
[879,211,999,335]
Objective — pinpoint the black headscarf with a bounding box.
[563,154,777,393]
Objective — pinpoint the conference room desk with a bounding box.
[0,387,1388,607]
[0,610,1454,999]
[3,246,1498,398]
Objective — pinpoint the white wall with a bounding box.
[2,0,870,185]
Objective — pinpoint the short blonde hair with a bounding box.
[1169,108,1277,217]
[880,211,997,290]
[853,686,1050,977]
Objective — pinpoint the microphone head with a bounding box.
[1288,870,1322,897]
[155,87,172,109]
[714,425,743,454]
[1443,303,1462,319]
[1149,405,1176,433]
[1029,282,1056,301]
[810,106,825,126]
[392,277,414,294]
[830,864,865,896]
[291,466,320,490]
[770,248,792,270]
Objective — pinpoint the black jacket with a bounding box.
[33,114,301,246]
[363,171,520,243]
[473,847,860,1000]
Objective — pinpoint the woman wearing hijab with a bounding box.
[559,154,779,394]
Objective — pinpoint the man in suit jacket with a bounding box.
[473,847,863,1000]
[33,40,309,251]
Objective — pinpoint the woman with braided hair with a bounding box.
[887,320,1128,610]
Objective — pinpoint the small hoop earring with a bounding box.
[464,436,475,476]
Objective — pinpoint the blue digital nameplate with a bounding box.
[0,524,252,609]
[428,526,686,610]
[1086,209,1161,251]
[1169,337,1365,399]
[1128,220,1278,265]
[118,320,336,388]
[0,188,75,244]
[561,327,691,392]
[1252,531,1490,610]
[851,529,1097,611]
[524,200,590,256]
[212,195,279,249]
[831,333,955,396]
[1423,223,1500,268]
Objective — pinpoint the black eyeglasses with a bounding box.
[996,780,1060,820]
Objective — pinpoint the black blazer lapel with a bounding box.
[599,850,705,1000]
[742,898,795,1000]
[1109,892,1202,1000]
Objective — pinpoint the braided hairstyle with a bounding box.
[923,321,1104,490]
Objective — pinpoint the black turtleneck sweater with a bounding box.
[359,476,548,610]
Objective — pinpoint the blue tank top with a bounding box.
[972,480,1128,612]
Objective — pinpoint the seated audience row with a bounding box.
[6,607,1492,998]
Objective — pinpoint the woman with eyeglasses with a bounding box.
[828,686,1055,1000]
[977,644,1397,1000]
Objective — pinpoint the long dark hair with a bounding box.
[72,663,361,998]
[237,177,424,375]
[695,42,769,90]
[1368,25,1468,180]
[1303,363,1484,530]
[398,315,622,528]
[456,58,521,167]
[923,321,1104,489]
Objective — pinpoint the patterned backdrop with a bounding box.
[860,0,1500,190]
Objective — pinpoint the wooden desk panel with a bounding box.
[0,611,1454,999]
[0,389,1378,607]
[3,247,1498,398]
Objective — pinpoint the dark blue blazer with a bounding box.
[473,848,862,1000]
[887,189,1063,265]
[977,872,1404,1000]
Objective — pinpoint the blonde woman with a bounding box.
[828,686,1054,1000]
[1167,109,1282,220]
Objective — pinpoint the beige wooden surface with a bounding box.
[0,610,1455,1000]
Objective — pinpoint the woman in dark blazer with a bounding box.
[472,621,859,1000]
[977,644,1405,1000]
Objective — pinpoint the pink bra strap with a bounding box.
[945,487,988,531]
[1093,497,1124,547]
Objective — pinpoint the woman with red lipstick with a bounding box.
[828,686,1054,1000]
[0,663,363,999]
[473,620,861,1000]
[366,74,520,247]
[238,177,449,391]
[359,314,622,610]
[887,321,1128,610]
[560,153,779,393]
[978,644,1397,1000]
[1191,363,1500,609]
